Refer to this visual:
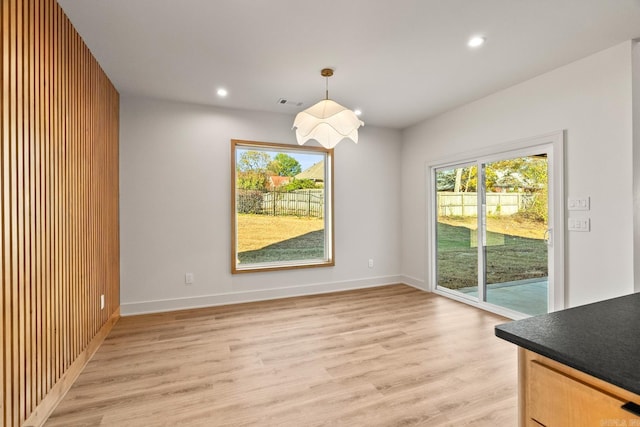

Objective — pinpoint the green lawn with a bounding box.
[238,230,325,263]
[237,214,546,279]
[237,214,325,264]
[437,222,547,290]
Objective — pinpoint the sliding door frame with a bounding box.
[427,131,565,319]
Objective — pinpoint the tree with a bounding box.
[436,169,456,191]
[486,157,547,191]
[237,150,271,173]
[281,178,318,192]
[237,172,268,190]
[436,167,477,192]
[236,150,271,191]
[485,156,548,222]
[268,153,302,177]
[459,167,477,192]
[454,168,462,192]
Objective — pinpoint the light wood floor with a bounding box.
[45,285,517,426]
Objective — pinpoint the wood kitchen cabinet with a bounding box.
[496,293,640,427]
[520,348,640,427]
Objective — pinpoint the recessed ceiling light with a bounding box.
[217,88,228,97]
[468,36,486,48]
[354,109,362,116]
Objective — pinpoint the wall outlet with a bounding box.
[185,273,194,285]
[100,294,105,310]
[368,259,374,268]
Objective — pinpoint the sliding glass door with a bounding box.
[433,140,560,318]
[435,163,479,297]
[482,155,548,315]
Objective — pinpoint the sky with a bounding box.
[294,153,322,172]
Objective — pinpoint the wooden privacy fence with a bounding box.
[237,189,325,218]
[438,192,529,216]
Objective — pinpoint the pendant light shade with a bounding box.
[293,69,363,149]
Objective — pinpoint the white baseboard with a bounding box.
[121,275,407,316]
[400,274,428,291]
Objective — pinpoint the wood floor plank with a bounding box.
[45,285,517,426]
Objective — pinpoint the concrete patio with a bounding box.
[456,278,548,316]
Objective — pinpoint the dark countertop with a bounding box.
[495,292,640,396]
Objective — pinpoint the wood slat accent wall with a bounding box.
[1,0,120,425]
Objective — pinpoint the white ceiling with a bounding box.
[58,0,640,129]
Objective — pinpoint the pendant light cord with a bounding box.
[325,76,329,100]
[320,68,334,100]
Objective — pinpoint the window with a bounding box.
[231,140,334,273]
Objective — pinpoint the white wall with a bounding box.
[119,97,402,314]
[121,41,636,314]
[401,41,634,307]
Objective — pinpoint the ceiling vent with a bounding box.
[277,98,303,107]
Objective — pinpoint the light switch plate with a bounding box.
[568,197,590,211]
[568,218,590,232]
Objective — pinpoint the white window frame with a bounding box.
[426,131,565,318]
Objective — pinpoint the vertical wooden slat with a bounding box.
[28,0,37,413]
[46,0,55,390]
[23,0,29,417]
[63,7,70,372]
[25,0,35,416]
[89,54,95,337]
[76,38,82,350]
[58,3,66,375]
[18,1,28,422]
[73,22,78,352]
[50,0,57,385]
[47,0,55,390]
[66,11,71,358]
[33,0,42,407]
[23,0,30,416]
[10,1,20,425]
[70,16,77,360]
[1,1,120,425]
[40,0,48,402]
[53,0,60,385]
[43,0,51,395]
[80,40,86,350]
[0,0,6,422]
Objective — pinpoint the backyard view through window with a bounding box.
[231,140,333,273]
[435,153,549,316]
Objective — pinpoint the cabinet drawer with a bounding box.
[528,360,640,426]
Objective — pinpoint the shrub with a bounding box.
[518,189,548,222]
[281,178,318,192]
[237,190,264,214]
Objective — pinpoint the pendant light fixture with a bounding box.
[293,68,364,149]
